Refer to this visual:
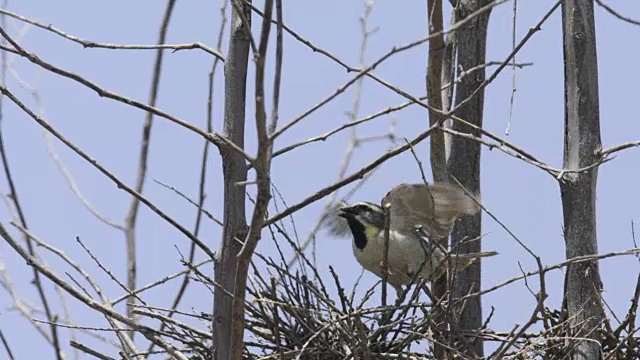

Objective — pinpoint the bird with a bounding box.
[330,183,497,295]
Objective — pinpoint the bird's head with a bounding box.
[338,202,385,226]
[338,202,386,241]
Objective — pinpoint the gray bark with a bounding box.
[426,1,450,358]
[447,0,492,357]
[212,1,251,359]
[560,1,606,359]
[427,0,449,184]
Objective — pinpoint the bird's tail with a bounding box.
[453,251,498,259]
[445,251,498,273]
[429,183,481,217]
[427,183,481,239]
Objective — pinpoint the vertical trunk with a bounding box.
[212,1,251,359]
[425,0,449,358]
[447,0,491,357]
[560,1,606,359]
[427,0,448,184]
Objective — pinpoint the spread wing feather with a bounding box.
[381,183,480,239]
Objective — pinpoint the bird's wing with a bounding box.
[381,183,480,239]
[323,201,352,238]
[381,183,434,235]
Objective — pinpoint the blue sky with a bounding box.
[1,0,640,358]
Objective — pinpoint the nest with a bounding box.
[176,232,640,360]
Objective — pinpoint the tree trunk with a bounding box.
[212,1,251,359]
[427,0,448,184]
[447,0,491,357]
[425,0,450,358]
[560,1,606,359]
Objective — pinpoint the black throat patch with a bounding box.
[344,217,367,250]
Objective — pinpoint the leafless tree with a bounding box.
[212,0,252,358]
[560,1,606,359]
[447,0,493,357]
[1,1,640,359]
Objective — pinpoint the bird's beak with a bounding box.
[338,206,356,218]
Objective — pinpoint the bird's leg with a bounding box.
[379,260,393,275]
[393,285,405,300]
[377,262,404,304]
[414,224,431,240]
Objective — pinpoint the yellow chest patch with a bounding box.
[364,226,380,242]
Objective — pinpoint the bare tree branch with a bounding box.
[595,0,640,26]
[69,341,116,360]
[0,8,225,60]
[0,223,188,360]
[0,85,216,259]
[264,123,439,226]
[145,2,229,356]
[0,327,15,360]
[0,12,63,360]
[0,28,249,162]
[124,0,176,330]
[2,2,639,359]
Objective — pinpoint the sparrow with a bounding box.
[329,183,497,295]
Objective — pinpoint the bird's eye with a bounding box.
[353,205,366,212]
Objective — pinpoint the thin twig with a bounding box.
[0,327,15,360]
[124,0,176,328]
[0,8,225,60]
[0,85,216,259]
[0,18,63,360]
[143,0,229,343]
[268,0,283,136]
[265,123,439,226]
[595,0,640,26]
[69,341,116,360]
[505,0,518,135]
[0,223,189,360]
[381,204,391,307]
[0,28,251,164]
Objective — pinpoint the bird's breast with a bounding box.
[351,231,428,273]
[352,233,382,271]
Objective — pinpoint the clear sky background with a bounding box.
[1,0,639,358]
